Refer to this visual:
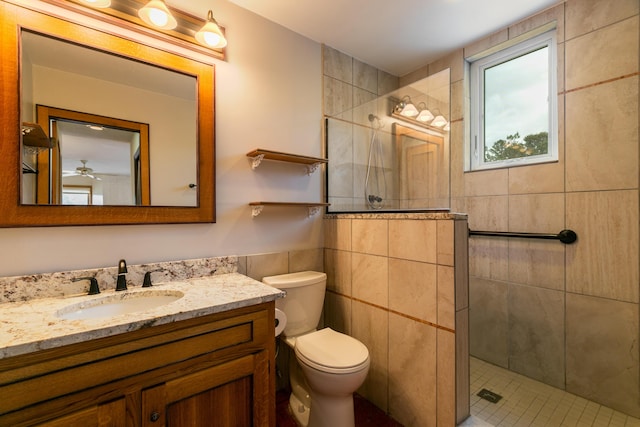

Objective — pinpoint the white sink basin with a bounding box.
[57,290,184,320]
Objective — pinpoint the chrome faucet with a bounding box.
[116,259,128,291]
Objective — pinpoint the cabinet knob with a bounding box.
[150,411,160,422]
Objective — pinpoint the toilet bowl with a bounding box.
[263,271,370,427]
[294,328,370,427]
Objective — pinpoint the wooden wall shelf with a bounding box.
[247,149,327,174]
[249,202,330,218]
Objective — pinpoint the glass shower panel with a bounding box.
[325,69,450,213]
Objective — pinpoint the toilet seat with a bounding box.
[295,328,369,374]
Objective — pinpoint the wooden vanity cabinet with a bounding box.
[0,302,276,427]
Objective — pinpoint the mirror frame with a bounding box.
[1,1,215,227]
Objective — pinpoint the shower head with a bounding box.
[368,114,383,129]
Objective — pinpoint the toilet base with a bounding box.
[307,391,355,427]
[289,392,310,427]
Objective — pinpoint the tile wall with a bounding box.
[324,214,469,427]
[400,0,640,418]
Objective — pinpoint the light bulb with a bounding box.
[81,0,111,7]
[138,0,177,30]
[195,11,227,48]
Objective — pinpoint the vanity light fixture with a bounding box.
[195,10,227,48]
[79,0,111,8]
[64,0,227,59]
[415,102,434,122]
[393,95,419,117]
[138,0,177,30]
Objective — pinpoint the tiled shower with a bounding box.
[322,0,640,423]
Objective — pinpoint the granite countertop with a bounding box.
[0,273,284,360]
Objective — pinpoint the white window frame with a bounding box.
[468,29,558,171]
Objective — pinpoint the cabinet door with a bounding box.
[35,398,127,427]
[142,351,271,427]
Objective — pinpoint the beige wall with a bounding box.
[402,0,640,417]
[1,0,324,277]
[323,216,469,427]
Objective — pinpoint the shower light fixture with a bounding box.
[195,10,227,48]
[79,0,111,8]
[431,114,448,128]
[138,0,177,30]
[415,102,434,122]
[394,96,419,117]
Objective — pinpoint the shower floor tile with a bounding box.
[459,357,640,427]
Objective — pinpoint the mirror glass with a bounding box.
[21,30,198,207]
[3,1,214,226]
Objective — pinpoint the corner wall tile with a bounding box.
[508,283,565,388]
[469,277,509,367]
[378,70,399,95]
[437,329,456,426]
[323,44,352,83]
[465,195,508,231]
[324,218,351,251]
[566,293,640,417]
[455,220,470,311]
[509,4,565,42]
[289,248,323,273]
[438,265,456,330]
[323,76,353,117]
[324,248,352,296]
[354,59,378,93]
[456,309,470,423]
[245,252,289,281]
[323,292,352,335]
[437,220,455,266]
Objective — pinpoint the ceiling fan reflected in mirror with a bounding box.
[63,159,102,180]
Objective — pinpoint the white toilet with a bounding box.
[263,271,370,427]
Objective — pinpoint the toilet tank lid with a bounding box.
[262,271,326,288]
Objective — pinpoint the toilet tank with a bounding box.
[262,271,327,337]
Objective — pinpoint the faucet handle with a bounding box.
[118,259,128,274]
[72,277,100,295]
[142,270,163,288]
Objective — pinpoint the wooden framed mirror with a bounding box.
[0,0,215,226]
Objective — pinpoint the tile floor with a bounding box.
[276,357,640,426]
[460,357,640,427]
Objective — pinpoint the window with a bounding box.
[62,185,93,205]
[468,29,558,170]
